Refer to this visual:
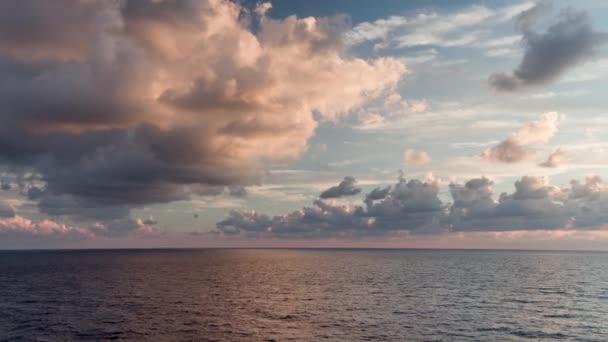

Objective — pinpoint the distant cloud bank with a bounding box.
[217,174,608,238]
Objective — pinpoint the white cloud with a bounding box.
[347,2,534,49]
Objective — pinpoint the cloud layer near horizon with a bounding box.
[0,0,405,221]
[217,174,608,239]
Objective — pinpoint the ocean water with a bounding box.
[0,249,607,341]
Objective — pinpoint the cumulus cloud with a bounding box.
[481,112,560,163]
[489,3,608,91]
[403,149,431,165]
[217,173,608,238]
[319,176,362,199]
[0,0,405,222]
[539,148,565,168]
[217,173,446,238]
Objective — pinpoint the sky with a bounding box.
[1,0,608,249]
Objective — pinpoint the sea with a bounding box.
[0,249,607,341]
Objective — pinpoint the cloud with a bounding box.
[255,2,272,16]
[403,149,431,165]
[358,112,385,126]
[346,3,533,48]
[0,215,90,240]
[0,213,162,243]
[0,0,405,222]
[481,112,560,163]
[1,181,10,191]
[409,100,429,113]
[489,3,608,91]
[380,93,429,118]
[217,173,608,238]
[89,218,162,237]
[0,200,15,218]
[319,176,362,199]
[539,148,565,168]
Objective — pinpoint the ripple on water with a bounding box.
[0,249,607,341]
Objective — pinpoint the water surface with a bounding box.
[1,249,607,341]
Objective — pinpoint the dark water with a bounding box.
[1,249,607,341]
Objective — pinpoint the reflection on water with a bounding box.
[1,249,607,341]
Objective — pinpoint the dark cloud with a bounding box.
[319,176,362,199]
[0,0,404,223]
[489,4,607,91]
[0,179,10,190]
[364,186,391,206]
[217,173,608,238]
[143,216,158,225]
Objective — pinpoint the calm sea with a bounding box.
[0,249,607,341]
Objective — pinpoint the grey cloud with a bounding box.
[0,180,10,190]
[364,178,445,232]
[217,173,608,238]
[319,176,362,199]
[450,176,570,231]
[143,216,158,225]
[364,186,391,206]
[489,4,607,91]
[217,174,446,238]
[89,218,161,238]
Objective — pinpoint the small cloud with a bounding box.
[384,93,402,106]
[358,112,385,126]
[143,216,158,225]
[319,176,362,199]
[539,148,565,168]
[409,99,429,113]
[481,112,560,163]
[255,2,272,16]
[403,149,431,165]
